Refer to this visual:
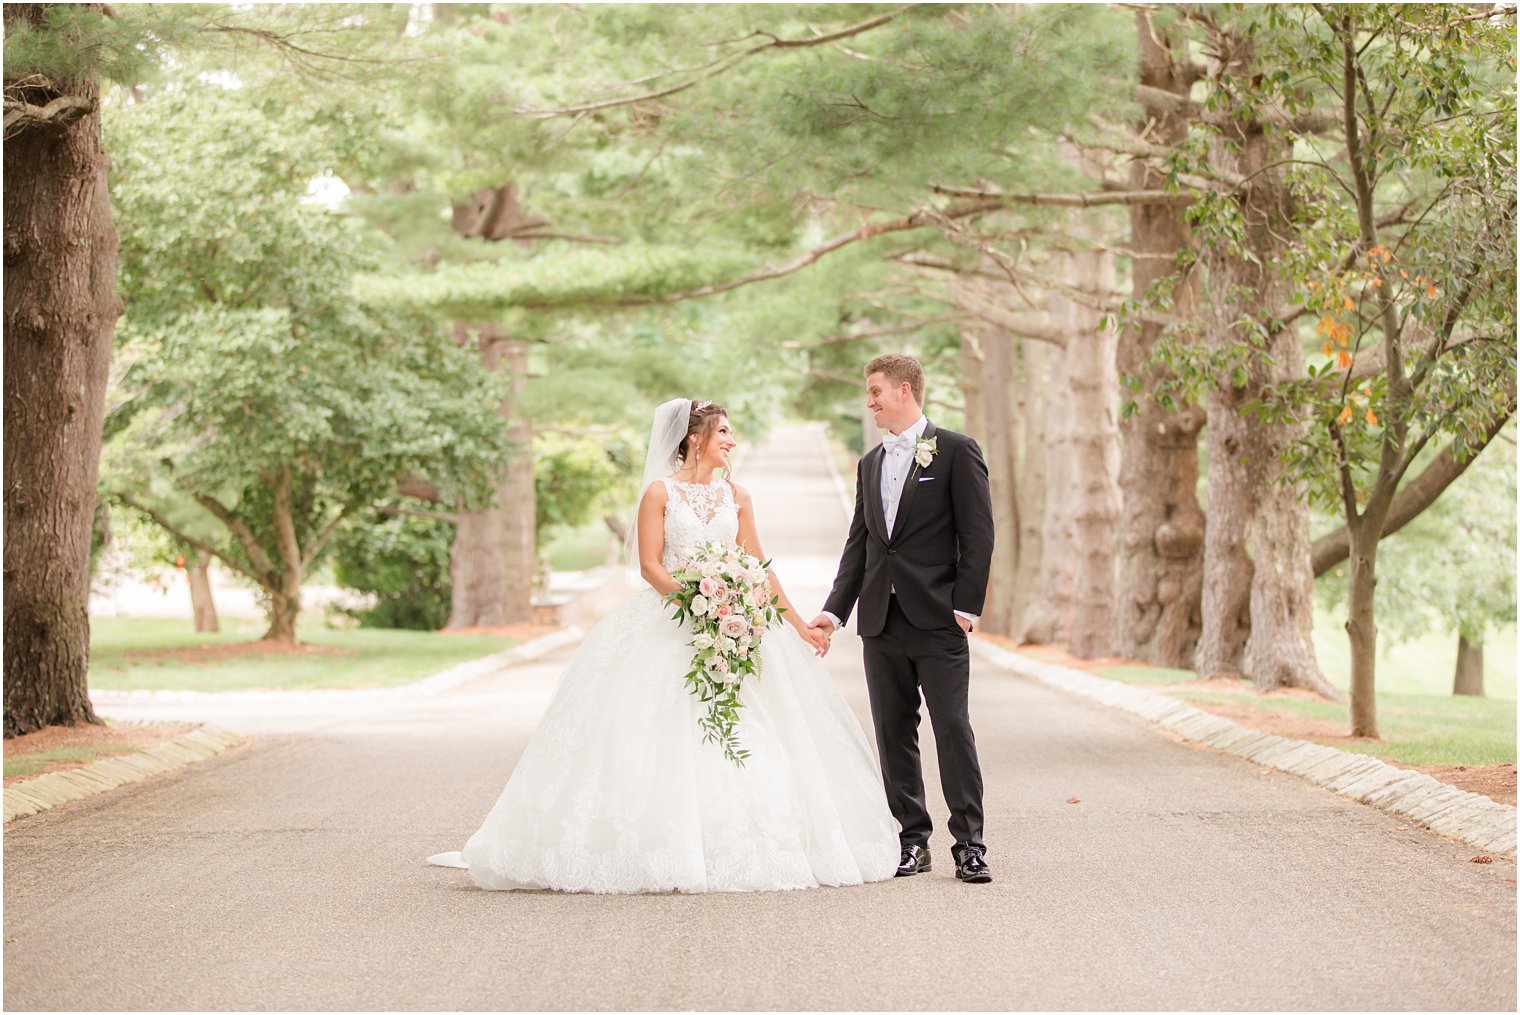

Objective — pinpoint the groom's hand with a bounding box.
[955,614,973,634]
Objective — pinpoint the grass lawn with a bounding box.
[543,520,619,572]
[4,718,195,781]
[1080,610,1516,769]
[5,741,140,780]
[89,616,521,692]
[1164,687,1514,767]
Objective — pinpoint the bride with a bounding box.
[427,398,900,893]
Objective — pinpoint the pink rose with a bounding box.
[716,605,731,617]
[712,655,730,675]
[710,584,731,605]
[698,577,718,598]
[719,615,748,640]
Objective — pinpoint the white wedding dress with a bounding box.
[427,477,900,893]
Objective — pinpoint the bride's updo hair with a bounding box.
[678,400,729,462]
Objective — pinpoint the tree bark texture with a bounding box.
[445,187,540,628]
[955,272,1024,636]
[1021,280,1078,647]
[1115,12,1207,668]
[447,326,536,628]
[3,4,120,736]
[1453,635,1485,697]
[1196,32,1336,698]
[1013,339,1048,640]
[1062,248,1123,659]
[188,551,220,634]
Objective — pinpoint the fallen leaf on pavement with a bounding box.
[1471,855,1494,864]
[1066,797,1081,804]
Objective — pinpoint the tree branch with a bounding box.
[1312,410,1516,576]
[114,493,271,589]
[192,492,277,580]
[520,198,1004,310]
[519,6,915,118]
[2,93,94,137]
[929,182,1195,207]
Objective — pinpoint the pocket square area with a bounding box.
[918,476,935,482]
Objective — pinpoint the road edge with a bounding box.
[971,637,1517,857]
[5,724,246,823]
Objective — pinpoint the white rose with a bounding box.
[691,595,709,615]
[720,635,738,653]
[692,632,714,650]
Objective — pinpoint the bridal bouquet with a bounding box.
[665,541,785,766]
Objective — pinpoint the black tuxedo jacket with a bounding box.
[823,421,995,638]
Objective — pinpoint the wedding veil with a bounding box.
[624,398,693,564]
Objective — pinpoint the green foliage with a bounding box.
[1316,434,1517,645]
[101,82,510,631]
[332,514,454,631]
[534,430,638,544]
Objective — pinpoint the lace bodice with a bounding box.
[659,477,739,570]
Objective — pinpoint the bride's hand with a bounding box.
[798,623,830,657]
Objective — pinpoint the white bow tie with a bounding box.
[882,433,915,454]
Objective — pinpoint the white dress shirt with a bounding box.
[822,415,978,632]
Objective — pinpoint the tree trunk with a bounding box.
[1115,11,1207,668]
[1345,523,1379,735]
[3,5,120,737]
[981,327,1022,636]
[1196,386,1256,679]
[956,276,1023,637]
[447,327,535,628]
[1196,30,1335,698]
[1014,338,1048,640]
[1065,248,1123,659]
[442,187,541,629]
[261,466,304,644]
[1453,634,1485,697]
[188,550,220,634]
[1021,285,1078,646]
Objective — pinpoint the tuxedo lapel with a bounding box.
[888,419,936,544]
[865,444,888,537]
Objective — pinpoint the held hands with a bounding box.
[798,622,830,657]
[806,615,836,658]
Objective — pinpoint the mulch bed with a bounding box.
[4,720,197,786]
[123,641,358,664]
[986,638,1517,806]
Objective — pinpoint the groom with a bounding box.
[812,354,995,884]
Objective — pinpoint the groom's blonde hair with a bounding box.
[865,354,925,405]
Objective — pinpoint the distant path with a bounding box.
[5,423,1514,1010]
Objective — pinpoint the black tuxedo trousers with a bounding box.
[865,596,984,851]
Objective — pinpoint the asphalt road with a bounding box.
[5,423,1514,1011]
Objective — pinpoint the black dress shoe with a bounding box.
[896,843,931,877]
[953,844,991,883]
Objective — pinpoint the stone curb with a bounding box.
[4,724,245,824]
[970,638,1517,857]
[87,626,586,706]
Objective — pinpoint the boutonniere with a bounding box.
[914,436,938,469]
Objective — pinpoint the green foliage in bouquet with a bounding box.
[664,541,786,766]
